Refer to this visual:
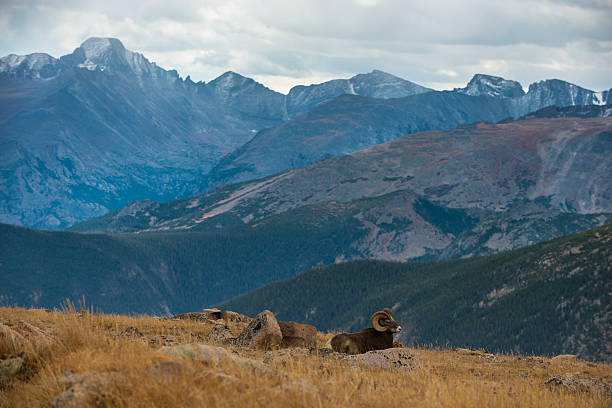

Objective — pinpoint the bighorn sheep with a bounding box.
[330,308,401,354]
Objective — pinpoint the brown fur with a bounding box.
[330,328,394,355]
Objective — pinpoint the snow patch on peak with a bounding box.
[79,37,125,58]
[1,53,57,69]
[347,81,357,95]
[214,71,249,84]
[593,92,605,106]
[67,37,166,79]
[74,37,127,71]
[0,53,60,78]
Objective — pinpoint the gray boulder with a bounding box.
[205,323,234,345]
[232,310,282,350]
[278,321,317,349]
[0,357,24,384]
[342,348,420,370]
[51,371,118,408]
[159,344,231,365]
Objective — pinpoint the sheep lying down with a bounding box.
[330,308,402,355]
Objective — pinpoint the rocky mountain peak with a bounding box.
[349,69,432,98]
[527,79,589,95]
[459,74,525,98]
[208,71,255,90]
[0,52,61,79]
[79,37,126,59]
[60,37,162,79]
[205,71,285,121]
[520,79,607,111]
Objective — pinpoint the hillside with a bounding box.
[77,116,612,236]
[72,116,612,265]
[1,307,610,407]
[4,198,608,315]
[222,224,612,362]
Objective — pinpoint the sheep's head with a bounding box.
[370,308,401,333]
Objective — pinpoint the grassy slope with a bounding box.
[222,224,612,361]
[1,306,610,407]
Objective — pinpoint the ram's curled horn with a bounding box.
[370,309,391,332]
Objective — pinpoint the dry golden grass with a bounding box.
[1,305,610,407]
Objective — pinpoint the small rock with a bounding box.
[159,344,231,365]
[277,379,320,393]
[0,323,27,356]
[264,348,309,365]
[201,369,244,389]
[146,361,192,378]
[456,347,481,355]
[119,326,143,338]
[232,310,282,350]
[222,310,252,324]
[205,323,234,345]
[456,347,499,361]
[274,379,327,399]
[52,371,116,408]
[552,354,578,361]
[202,308,223,320]
[171,312,216,322]
[545,373,611,396]
[0,357,24,384]
[342,348,420,370]
[309,348,339,358]
[323,338,333,349]
[278,321,317,349]
[231,355,277,375]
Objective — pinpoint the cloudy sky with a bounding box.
[1,0,611,93]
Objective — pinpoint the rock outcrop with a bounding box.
[159,344,231,366]
[545,372,612,396]
[278,321,317,349]
[51,371,119,408]
[232,310,282,350]
[205,323,234,345]
[342,348,420,370]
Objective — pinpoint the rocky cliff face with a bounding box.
[285,69,432,118]
[511,79,610,117]
[205,71,286,121]
[456,74,525,98]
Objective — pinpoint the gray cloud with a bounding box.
[0,0,610,93]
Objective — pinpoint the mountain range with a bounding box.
[1,110,611,337]
[1,37,611,229]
